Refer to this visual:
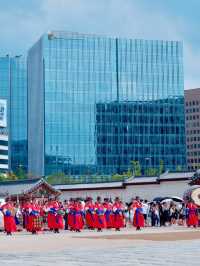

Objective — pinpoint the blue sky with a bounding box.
[0,0,199,88]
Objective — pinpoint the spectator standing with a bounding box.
[142,200,149,226]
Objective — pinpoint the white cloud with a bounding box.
[40,0,181,40]
[0,0,199,88]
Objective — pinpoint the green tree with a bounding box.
[0,173,7,181]
[15,166,27,180]
[131,160,142,177]
[125,169,132,178]
[176,165,182,172]
[46,172,66,184]
[7,172,18,180]
[159,160,164,175]
[145,168,158,176]
[111,173,124,181]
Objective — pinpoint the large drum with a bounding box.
[183,186,200,206]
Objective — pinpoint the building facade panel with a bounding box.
[10,56,27,171]
[185,88,200,170]
[28,38,44,176]
[0,131,8,172]
[0,56,27,172]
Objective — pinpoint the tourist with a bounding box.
[0,200,4,231]
[123,203,129,226]
[178,203,186,226]
[14,202,23,231]
[142,199,149,226]
[161,202,170,226]
[150,203,160,227]
[128,198,135,223]
[169,204,178,225]
[63,200,69,230]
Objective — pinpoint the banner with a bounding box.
[0,99,7,128]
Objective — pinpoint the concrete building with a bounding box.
[185,88,200,170]
[54,171,194,202]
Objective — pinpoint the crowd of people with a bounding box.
[0,196,199,235]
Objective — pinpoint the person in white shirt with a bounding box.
[142,200,149,226]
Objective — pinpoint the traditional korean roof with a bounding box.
[0,178,61,198]
[159,171,195,180]
[125,176,158,184]
[53,171,194,191]
[54,181,124,191]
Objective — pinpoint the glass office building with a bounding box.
[10,56,27,171]
[0,55,27,172]
[0,56,10,101]
[28,31,186,176]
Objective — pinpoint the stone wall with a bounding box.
[59,180,190,202]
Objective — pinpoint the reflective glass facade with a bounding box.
[28,31,186,176]
[0,56,10,100]
[10,56,27,171]
[0,56,27,172]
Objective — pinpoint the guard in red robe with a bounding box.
[22,201,31,230]
[73,199,84,232]
[94,197,107,231]
[131,197,144,230]
[68,199,74,231]
[103,198,113,229]
[46,199,55,230]
[68,199,84,232]
[51,200,64,233]
[186,201,198,227]
[85,197,95,230]
[27,200,43,234]
[1,201,17,235]
[113,197,125,231]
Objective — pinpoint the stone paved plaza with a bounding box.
[0,227,200,266]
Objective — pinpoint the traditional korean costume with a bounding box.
[1,202,17,235]
[186,202,198,227]
[113,202,124,230]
